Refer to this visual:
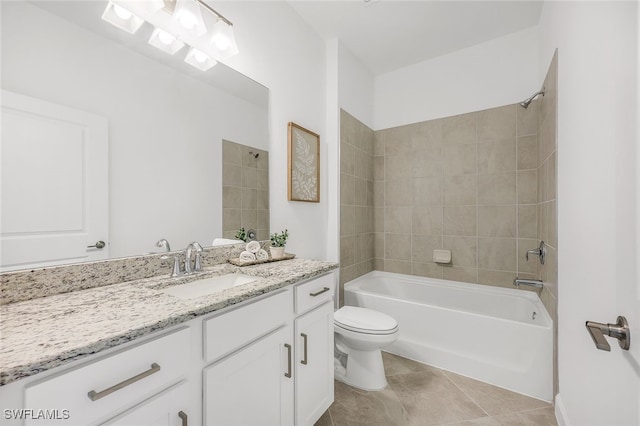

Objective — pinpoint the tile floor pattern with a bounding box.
[315,352,557,426]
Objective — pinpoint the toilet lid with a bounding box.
[334,306,398,334]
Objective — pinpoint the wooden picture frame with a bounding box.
[288,122,320,202]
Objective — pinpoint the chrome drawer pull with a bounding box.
[178,411,188,426]
[284,343,292,378]
[309,287,330,297]
[301,333,308,365]
[87,363,161,401]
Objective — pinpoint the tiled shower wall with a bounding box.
[222,140,269,241]
[372,103,541,287]
[537,51,558,397]
[339,110,374,304]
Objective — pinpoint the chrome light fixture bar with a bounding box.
[101,0,238,71]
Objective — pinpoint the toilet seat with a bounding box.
[334,306,398,335]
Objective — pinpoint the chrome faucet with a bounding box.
[184,242,204,274]
[156,238,171,252]
[513,277,544,289]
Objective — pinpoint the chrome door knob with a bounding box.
[586,316,630,351]
[87,241,106,249]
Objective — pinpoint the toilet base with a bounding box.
[334,349,388,391]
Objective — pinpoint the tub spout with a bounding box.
[513,277,543,289]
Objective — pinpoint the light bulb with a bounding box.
[157,30,175,45]
[179,12,196,30]
[113,4,132,20]
[193,49,208,63]
[214,35,230,51]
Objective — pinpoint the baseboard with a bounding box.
[555,394,569,426]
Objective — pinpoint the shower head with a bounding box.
[520,88,546,109]
[248,151,259,159]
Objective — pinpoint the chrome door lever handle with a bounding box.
[87,240,106,249]
[586,316,630,351]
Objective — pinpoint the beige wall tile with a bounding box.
[386,153,414,181]
[478,205,516,237]
[385,126,412,155]
[257,209,269,230]
[539,106,557,164]
[373,258,385,271]
[340,142,356,175]
[413,177,442,206]
[340,173,355,205]
[341,205,355,237]
[517,100,539,136]
[539,152,556,203]
[373,207,384,232]
[223,208,241,233]
[355,233,375,263]
[374,233,385,258]
[340,236,355,267]
[386,207,412,233]
[443,144,477,176]
[240,209,257,229]
[412,262,444,279]
[443,175,477,205]
[241,166,257,189]
[355,206,371,235]
[222,140,242,165]
[412,235,443,262]
[443,112,477,145]
[355,150,372,180]
[478,105,516,141]
[412,206,443,235]
[477,269,518,289]
[241,188,257,209]
[241,149,260,168]
[385,259,412,274]
[412,148,443,178]
[443,206,477,236]
[478,172,516,205]
[366,180,374,207]
[477,138,516,173]
[363,126,375,155]
[256,150,269,171]
[373,181,384,206]
[257,169,269,190]
[517,205,537,239]
[443,266,478,284]
[411,119,443,151]
[223,186,242,209]
[478,238,516,271]
[223,164,241,187]
[257,190,269,210]
[517,135,538,170]
[373,156,385,181]
[385,179,412,206]
[355,177,368,206]
[385,233,412,261]
[374,130,386,156]
[442,236,478,268]
[518,170,538,205]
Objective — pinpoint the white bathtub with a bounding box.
[344,271,553,402]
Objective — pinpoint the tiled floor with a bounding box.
[315,352,557,426]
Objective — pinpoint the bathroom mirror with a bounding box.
[0,0,269,271]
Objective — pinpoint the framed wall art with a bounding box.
[288,122,320,202]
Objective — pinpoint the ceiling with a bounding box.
[288,0,543,76]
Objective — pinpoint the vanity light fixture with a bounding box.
[101,0,238,71]
[184,46,217,71]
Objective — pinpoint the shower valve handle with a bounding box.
[585,316,630,351]
[525,241,546,264]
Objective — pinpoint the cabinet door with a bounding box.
[203,325,294,426]
[102,381,189,426]
[295,302,334,426]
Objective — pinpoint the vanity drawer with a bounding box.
[204,289,293,363]
[295,273,335,315]
[25,327,191,426]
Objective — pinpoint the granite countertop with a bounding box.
[0,259,338,386]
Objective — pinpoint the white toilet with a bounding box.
[333,306,399,391]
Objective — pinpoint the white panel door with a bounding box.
[1,90,108,271]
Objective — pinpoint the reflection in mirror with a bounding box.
[0,1,269,271]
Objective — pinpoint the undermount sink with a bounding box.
[159,273,256,300]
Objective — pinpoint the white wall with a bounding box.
[374,26,540,130]
[538,2,638,425]
[338,43,375,129]
[1,2,268,258]
[213,1,329,260]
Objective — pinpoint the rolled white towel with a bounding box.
[212,238,243,246]
[246,240,261,253]
[255,249,269,260]
[239,251,256,262]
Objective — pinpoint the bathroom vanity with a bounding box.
[0,258,337,425]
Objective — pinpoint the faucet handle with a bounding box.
[525,241,546,264]
[171,256,183,278]
[194,252,202,272]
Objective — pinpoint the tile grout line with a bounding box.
[440,371,491,419]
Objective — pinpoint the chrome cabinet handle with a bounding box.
[586,316,630,351]
[284,343,292,378]
[178,411,188,426]
[301,333,308,365]
[87,363,160,401]
[87,240,106,249]
[310,287,330,297]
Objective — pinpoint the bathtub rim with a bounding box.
[344,270,552,327]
